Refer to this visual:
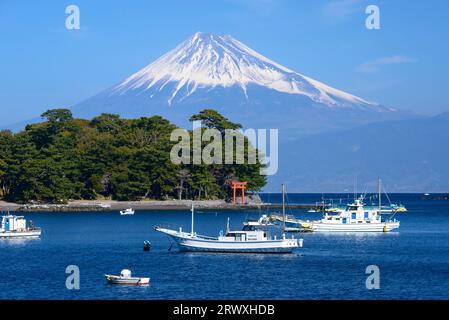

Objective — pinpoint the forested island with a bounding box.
[0,109,266,203]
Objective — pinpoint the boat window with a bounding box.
[242,225,255,231]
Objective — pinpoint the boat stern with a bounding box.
[384,221,400,232]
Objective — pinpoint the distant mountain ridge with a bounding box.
[271,112,449,192]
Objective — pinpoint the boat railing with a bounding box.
[154,223,219,239]
[154,222,183,231]
[196,234,218,240]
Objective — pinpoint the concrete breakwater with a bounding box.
[0,199,321,212]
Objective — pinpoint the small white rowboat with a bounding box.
[120,208,135,215]
[104,269,149,285]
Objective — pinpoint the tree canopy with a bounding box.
[0,108,266,203]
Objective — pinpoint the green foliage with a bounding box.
[41,108,73,124]
[189,109,242,132]
[0,108,266,203]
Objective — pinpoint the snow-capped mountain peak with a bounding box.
[111,32,381,109]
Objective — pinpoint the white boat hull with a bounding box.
[156,227,300,253]
[0,230,41,238]
[105,275,150,285]
[310,221,400,232]
[120,209,135,215]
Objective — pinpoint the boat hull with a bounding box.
[0,230,41,239]
[177,242,295,253]
[310,221,400,232]
[156,227,300,253]
[104,275,150,285]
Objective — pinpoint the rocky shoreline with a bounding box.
[0,198,318,213]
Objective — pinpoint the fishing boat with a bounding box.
[270,213,313,232]
[269,187,314,232]
[155,185,302,253]
[120,208,135,215]
[105,269,150,285]
[245,214,273,227]
[302,198,400,232]
[0,215,41,239]
[299,179,401,232]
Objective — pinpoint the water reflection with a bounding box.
[0,238,41,247]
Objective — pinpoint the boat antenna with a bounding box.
[191,202,194,236]
[321,193,325,215]
[282,184,286,234]
[378,177,382,213]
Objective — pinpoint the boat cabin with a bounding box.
[219,229,268,242]
[321,198,381,225]
[218,217,271,242]
[1,215,27,232]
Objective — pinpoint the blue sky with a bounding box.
[1,0,448,126]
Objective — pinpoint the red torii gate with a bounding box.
[231,181,247,205]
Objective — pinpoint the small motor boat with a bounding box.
[143,241,151,252]
[104,269,149,285]
[120,208,135,215]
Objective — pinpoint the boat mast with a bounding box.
[282,184,286,234]
[191,202,194,236]
[378,178,382,213]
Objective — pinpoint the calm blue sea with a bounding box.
[1,194,449,300]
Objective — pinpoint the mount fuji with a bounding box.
[73,32,407,138]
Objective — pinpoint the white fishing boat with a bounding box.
[120,208,135,215]
[105,269,149,285]
[269,187,314,232]
[299,179,401,232]
[270,213,313,232]
[245,214,274,227]
[303,198,400,232]
[0,215,41,239]
[155,185,302,253]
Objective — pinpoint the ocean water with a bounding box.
[1,194,449,300]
